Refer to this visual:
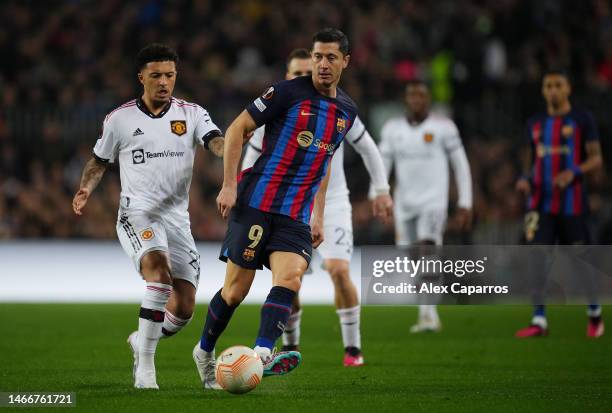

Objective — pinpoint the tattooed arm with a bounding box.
[72,157,108,215]
[208,136,225,158]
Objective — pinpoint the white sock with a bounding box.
[282,309,302,346]
[336,305,361,349]
[253,345,271,362]
[419,305,440,324]
[587,306,602,318]
[137,282,172,376]
[161,311,191,339]
[531,315,548,329]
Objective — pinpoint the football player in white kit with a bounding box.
[242,48,392,366]
[72,44,224,389]
[377,80,472,333]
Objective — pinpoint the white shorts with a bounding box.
[395,209,447,246]
[316,201,353,262]
[116,210,200,288]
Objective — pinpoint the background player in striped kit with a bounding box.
[193,28,359,385]
[72,44,225,389]
[242,48,392,367]
[377,80,473,333]
[515,69,605,338]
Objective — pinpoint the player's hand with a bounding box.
[515,178,531,196]
[454,207,473,232]
[372,194,393,223]
[72,188,90,216]
[311,215,324,248]
[216,186,237,219]
[554,169,575,189]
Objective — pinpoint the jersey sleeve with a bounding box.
[378,122,394,162]
[195,106,222,149]
[580,110,599,142]
[245,82,290,127]
[442,120,463,153]
[368,120,395,198]
[241,126,265,170]
[345,115,367,144]
[92,116,120,163]
[347,116,390,195]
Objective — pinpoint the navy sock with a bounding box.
[255,286,296,350]
[200,289,237,352]
[533,305,546,318]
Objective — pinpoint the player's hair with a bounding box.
[312,28,349,55]
[405,79,429,90]
[136,43,179,71]
[286,48,311,68]
[543,68,571,83]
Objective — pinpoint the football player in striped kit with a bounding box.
[515,69,604,338]
[242,48,392,367]
[193,28,361,384]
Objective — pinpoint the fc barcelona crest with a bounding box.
[423,132,434,143]
[170,120,187,136]
[336,118,347,133]
[242,248,256,262]
[562,124,574,138]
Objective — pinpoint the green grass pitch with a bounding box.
[1,304,611,412]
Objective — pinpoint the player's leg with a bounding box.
[193,259,256,388]
[281,289,303,351]
[516,212,555,337]
[160,225,201,338]
[316,202,363,365]
[411,210,446,333]
[194,204,265,388]
[255,250,306,376]
[135,250,175,388]
[161,279,195,337]
[117,214,170,389]
[560,215,604,338]
[325,258,364,366]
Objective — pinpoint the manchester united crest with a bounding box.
[140,228,155,241]
[170,120,187,136]
[336,118,347,133]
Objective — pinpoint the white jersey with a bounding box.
[243,115,389,206]
[379,114,472,217]
[93,97,221,222]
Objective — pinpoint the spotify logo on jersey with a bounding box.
[297,131,314,148]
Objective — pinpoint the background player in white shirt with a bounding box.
[242,48,392,367]
[377,80,473,332]
[71,44,224,389]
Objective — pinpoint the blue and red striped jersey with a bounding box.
[240,76,358,224]
[526,108,599,216]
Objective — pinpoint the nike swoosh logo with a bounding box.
[302,249,311,258]
[301,110,316,116]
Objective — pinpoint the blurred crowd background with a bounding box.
[1,0,612,243]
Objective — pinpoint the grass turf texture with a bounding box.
[0,304,611,413]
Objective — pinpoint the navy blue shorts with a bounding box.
[219,204,313,270]
[524,211,591,245]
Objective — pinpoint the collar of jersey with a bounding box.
[136,97,172,118]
